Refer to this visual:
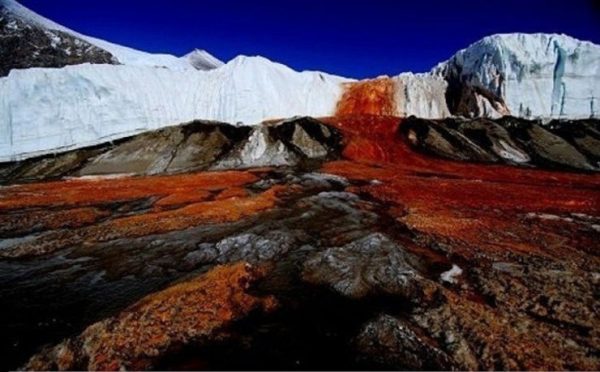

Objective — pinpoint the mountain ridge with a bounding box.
[0,0,223,71]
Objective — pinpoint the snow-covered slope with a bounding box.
[434,33,600,119]
[184,49,225,70]
[0,0,223,71]
[0,57,349,161]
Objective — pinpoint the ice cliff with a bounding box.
[1,0,599,161]
[434,33,600,119]
[0,58,348,161]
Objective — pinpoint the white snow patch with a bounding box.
[440,264,463,284]
[495,139,530,163]
[43,30,61,47]
[65,173,136,181]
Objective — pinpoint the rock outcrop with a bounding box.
[0,0,223,71]
[0,117,343,184]
[355,314,452,370]
[402,116,600,171]
[303,233,436,301]
[0,8,116,76]
[23,263,277,371]
[5,115,598,186]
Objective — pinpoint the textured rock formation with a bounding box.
[184,230,295,267]
[23,263,277,371]
[0,117,342,184]
[402,116,600,171]
[303,233,436,301]
[0,8,116,76]
[355,314,452,370]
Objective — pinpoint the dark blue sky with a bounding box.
[21,0,600,78]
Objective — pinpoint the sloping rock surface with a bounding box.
[0,117,342,184]
[402,116,600,171]
[0,7,116,76]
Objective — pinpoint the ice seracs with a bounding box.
[434,33,600,119]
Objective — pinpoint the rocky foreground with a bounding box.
[0,116,599,370]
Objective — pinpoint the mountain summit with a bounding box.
[0,0,223,72]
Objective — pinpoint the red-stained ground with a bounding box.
[3,115,600,370]
[0,169,289,256]
[320,115,600,264]
[25,262,277,371]
[1,115,598,264]
[0,170,263,211]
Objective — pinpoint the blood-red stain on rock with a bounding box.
[336,78,396,116]
[23,262,277,371]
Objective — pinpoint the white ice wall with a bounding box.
[435,33,600,119]
[0,57,349,161]
[393,73,450,118]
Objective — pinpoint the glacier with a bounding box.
[434,33,600,119]
[393,73,451,118]
[1,0,600,161]
[0,57,349,161]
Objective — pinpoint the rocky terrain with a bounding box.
[1,116,596,185]
[0,10,116,76]
[1,1,599,370]
[403,116,600,171]
[0,117,342,184]
[0,115,598,371]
